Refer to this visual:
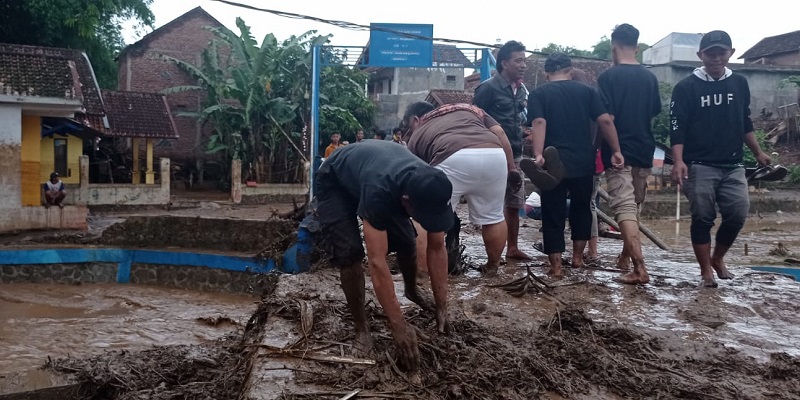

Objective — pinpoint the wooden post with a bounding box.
[132,138,140,183]
[231,158,242,204]
[145,138,154,184]
[597,187,670,251]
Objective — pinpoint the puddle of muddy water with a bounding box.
[0,283,257,377]
[449,208,800,361]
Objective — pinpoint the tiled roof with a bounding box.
[0,49,79,100]
[659,61,800,73]
[0,44,105,115]
[433,44,473,67]
[101,90,179,138]
[522,55,612,89]
[119,7,223,57]
[740,30,800,60]
[425,89,473,107]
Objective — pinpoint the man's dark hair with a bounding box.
[401,101,435,132]
[392,127,402,135]
[374,131,386,140]
[611,24,639,47]
[496,40,526,73]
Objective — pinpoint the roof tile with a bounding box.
[101,90,179,138]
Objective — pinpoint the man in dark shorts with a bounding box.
[527,52,624,279]
[597,23,662,284]
[473,40,531,260]
[310,140,453,371]
[670,30,770,288]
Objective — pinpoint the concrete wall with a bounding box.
[0,106,22,209]
[240,184,308,204]
[20,115,40,206]
[72,156,172,206]
[0,206,89,233]
[397,67,465,93]
[648,65,800,115]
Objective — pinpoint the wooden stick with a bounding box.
[595,194,670,251]
[258,350,376,365]
[340,389,362,400]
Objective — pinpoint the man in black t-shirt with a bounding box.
[311,140,453,372]
[527,52,624,279]
[597,23,662,285]
[670,30,770,288]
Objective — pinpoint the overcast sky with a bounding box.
[124,0,797,61]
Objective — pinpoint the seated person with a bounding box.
[43,172,66,208]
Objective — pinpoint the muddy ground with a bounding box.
[4,198,800,399]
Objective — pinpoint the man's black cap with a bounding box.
[699,30,732,52]
[406,167,453,232]
[544,52,572,73]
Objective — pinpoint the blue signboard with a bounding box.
[369,23,433,67]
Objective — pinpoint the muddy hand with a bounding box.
[392,323,420,372]
[507,170,522,192]
[406,286,436,312]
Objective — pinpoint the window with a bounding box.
[446,75,457,88]
[54,138,68,177]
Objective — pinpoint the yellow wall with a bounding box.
[20,116,41,206]
[40,135,82,184]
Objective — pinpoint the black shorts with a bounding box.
[310,187,416,267]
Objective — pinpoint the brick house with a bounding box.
[117,7,225,181]
[740,30,800,66]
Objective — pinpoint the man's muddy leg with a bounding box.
[711,243,735,279]
[413,220,428,277]
[398,250,435,311]
[481,220,507,273]
[571,240,587,268]
[340,261,373,354]
[692,242,718,288]
[616,220,650,284]
[547,253,564,279]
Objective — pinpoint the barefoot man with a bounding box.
[310,140,453,371]
[597,23,662,284]
[473,40,531,260]
[670,30,770,288]
[401,101,521,274]
[527,52,624,278]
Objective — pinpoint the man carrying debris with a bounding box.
[310,140,453,371]
[400,101,520,274]
[597,23,662,284]
[670,30,771,288]
[525,52,624,279]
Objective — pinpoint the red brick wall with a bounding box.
[118,12,227,169]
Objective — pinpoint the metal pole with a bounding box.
[480,48,496,82]
[309,44,321,202]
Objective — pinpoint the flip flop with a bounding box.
[520,158,558,191]
[748,165,788,182]
[543,146,565,183]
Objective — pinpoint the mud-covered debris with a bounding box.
[196,315,240,327]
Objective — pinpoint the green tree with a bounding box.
[592,36,611,60]
[778,76,800,89]
[163,19,373,184]
[636,43,650,63]
[540,43,593,58]
[0,0,155,89]
[652,82,674,145]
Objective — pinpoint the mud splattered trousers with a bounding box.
[682,164,749,246]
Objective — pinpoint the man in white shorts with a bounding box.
[401,101,520,273]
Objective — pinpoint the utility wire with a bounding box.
[210,0,508,50]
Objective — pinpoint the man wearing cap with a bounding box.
[400,101,520,274]
[310,140,453,372]
[43,172,66,208]
[597,23,662,284]
[527,52,625,279]
[670,30,770,288]
[473,40,532,261]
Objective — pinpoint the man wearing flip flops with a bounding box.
[523,52,624,279]
[670,30,771,288]
[596,23,662,284]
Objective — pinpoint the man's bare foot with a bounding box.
[353,331,374,357]
[700,278,719,288]
[615,271,650,285]
[571,257,586,269]
[711,259,735,279]
[506,248,532,260]
[478,261,499,275]
[546,267,564,279]
[405,287,435,311]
